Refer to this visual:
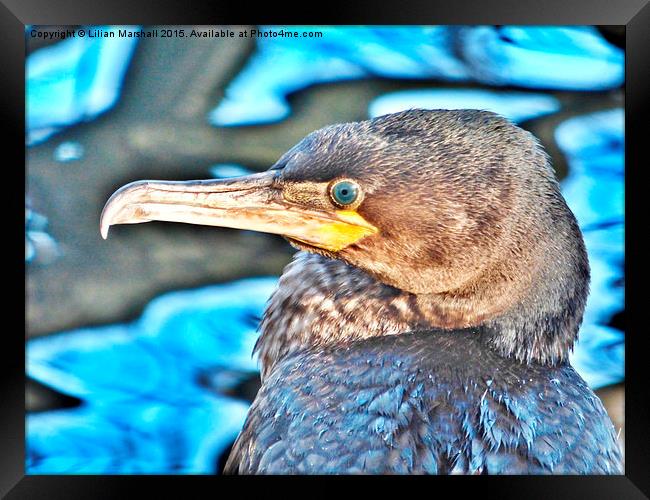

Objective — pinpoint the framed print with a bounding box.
[4,0,648,496]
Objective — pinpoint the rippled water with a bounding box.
[369,89,562,123]
[25,198,60,265]
[28,280,274,473]
[26,25,139,146]
[557,109,624,389]
[209,26,622,126]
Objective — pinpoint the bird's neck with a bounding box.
[255,243,587,379]
[255,252,424,379]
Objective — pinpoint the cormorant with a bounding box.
[100,109,623,474]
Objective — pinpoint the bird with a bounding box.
[100,109,623,474]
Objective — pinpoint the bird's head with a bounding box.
[101,109,589,364]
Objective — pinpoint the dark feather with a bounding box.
[225,329,622,474]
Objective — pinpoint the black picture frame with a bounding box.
[5,1,648,497]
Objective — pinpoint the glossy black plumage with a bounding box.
[225,329,622,474]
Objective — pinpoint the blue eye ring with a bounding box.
[329,179,361,208]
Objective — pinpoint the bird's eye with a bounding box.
[329,180,360,207]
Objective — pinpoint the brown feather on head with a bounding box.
[257,109,589,373]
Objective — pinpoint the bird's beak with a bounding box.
[100,171,377,252]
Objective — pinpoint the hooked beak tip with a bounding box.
[99,179,150,240]
[100,198,116,240]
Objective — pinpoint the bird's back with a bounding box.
[225,329,622,474]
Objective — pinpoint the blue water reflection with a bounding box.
[210,26,622,127]
[54,141,85,162]
[28,396,249,473]
[27,26,139,145]
[26,198,60,265]
[557,109,624,389]
[209,164,255,179]
[27,279,276,473]
[369,89,560,123]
